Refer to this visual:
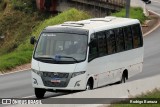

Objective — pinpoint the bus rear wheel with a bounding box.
[121,73,126,83]
[35,88,46,99]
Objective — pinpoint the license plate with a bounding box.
[51,78,61,83]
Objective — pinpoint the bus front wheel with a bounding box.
[34,88,46,99]
[86,78,93,90]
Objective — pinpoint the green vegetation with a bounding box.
[33,8,91,38]
[109,89,160,107]
[112,7,147,24]
[12,0,37,13]
[0,0,43,55]
[17,8,91,53]
[0,0,42,72]
[0,51,32,72]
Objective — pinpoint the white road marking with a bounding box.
[0,68,31,76]
[148,10,160,16]
[144,10,160,36]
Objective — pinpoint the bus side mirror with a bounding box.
[30,36,37,45]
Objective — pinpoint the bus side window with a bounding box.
[97,32,107,57]
[131,24,143,48]
[124,26,133,50]
[106,30,116,55]
[89,33,98,61]
[115,28,125,52]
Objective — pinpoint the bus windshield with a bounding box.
[34,32,88,63]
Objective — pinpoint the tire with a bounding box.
[86,80,93,90]
[120,73,126,84]
[35,88,46,99]
[148,1,151,4]
[142,0,151,4]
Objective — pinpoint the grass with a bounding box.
[0,51,32,73]
[111,7,147,24]
[17,8,91,52]
[0,0,42,55]
[109,89,160,107]
[33,8,91,38]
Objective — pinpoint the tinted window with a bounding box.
[106,30,116,54]
[131,24,143,48]
[115,28,125,52]
[97,32,107,56]
[124,26,133,50]
[89,34,98,61]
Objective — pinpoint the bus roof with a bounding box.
[45,16,140,33]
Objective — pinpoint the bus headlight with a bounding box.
[71,71,86,78]
[32,69,43,76]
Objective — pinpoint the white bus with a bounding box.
[30,16,144,98]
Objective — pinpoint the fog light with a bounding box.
[74,80,81,87]
[77,83,80,87]
[33,78,38,85]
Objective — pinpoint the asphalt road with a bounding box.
[0,1,160,99]
[146,0,160,15]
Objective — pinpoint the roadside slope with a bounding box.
[0,8,91,73]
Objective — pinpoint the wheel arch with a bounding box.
[86,76,94,89]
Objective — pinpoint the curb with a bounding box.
[0,68,31,76]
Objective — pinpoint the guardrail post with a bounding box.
[125,0,131,18]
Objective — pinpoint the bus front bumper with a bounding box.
[31,71,86,91]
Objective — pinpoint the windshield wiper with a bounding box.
[36,56,55,61]
[36,56,78,63]
[55,55,78,63]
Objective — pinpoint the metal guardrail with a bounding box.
[71,0,126,10]
[57,0,126,17]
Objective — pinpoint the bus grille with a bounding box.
[42,72,69,78]
[41,72,71,87]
